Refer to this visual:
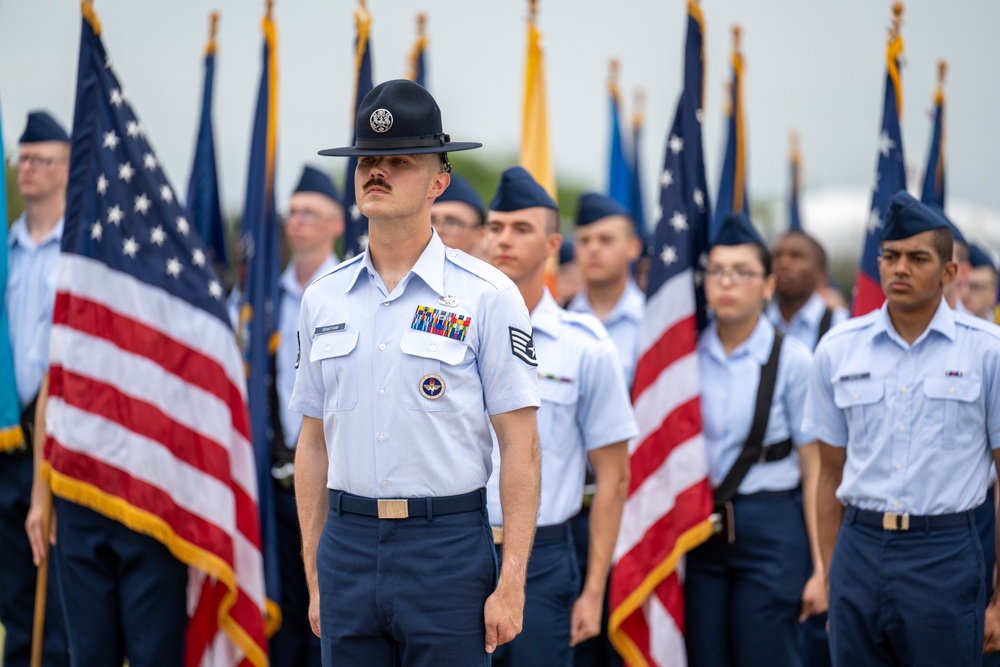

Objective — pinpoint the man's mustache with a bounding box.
[364,177,391,192]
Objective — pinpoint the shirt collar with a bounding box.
[345,229,445,296]
[702,315,774,365]
[869,297,956,345]
[8,215,64,251]
[767,292,826,329]
[567,279,644,325]
[282,254,338,297]
[530,289,562,337]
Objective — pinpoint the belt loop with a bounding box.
[426,497,434,522]
[335,491,343,516]
[480,488,487,515]
[846,506,858,526]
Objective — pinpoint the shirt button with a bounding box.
[380,480,388,487]
[325,344,331,352]
[900,386,907,394]
[378,433,386,442]
[948,387,956,394]
[379,343,386,351]
[906,351,912,357]
[378,388,385,397]
[429,344,437,352]
[892,500,900,508]
[898,424,905,432]
[895,463,903,471]
[383,301,390,307]
[852,392,859,399]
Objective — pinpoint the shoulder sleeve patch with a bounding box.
[509,326,538,366]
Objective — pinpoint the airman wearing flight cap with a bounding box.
[270,165,344,667]
[568,193,644,388]
[6,110,71,667]
[684,213,820,667]
[966,243,998,321]
[485,166,636,667]
[431,173,487,259]
[290,79,541,667]
[804,190,1000,666]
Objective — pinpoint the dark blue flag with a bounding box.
[920,61,946,209]
[408,13,427,89]
[853,7,906,317]
[711,26,748,242]
[343,2,375,258]
[237,4,282,631]
[630,92,649,253]
[607,62,633,213]
[788,131,803,231]
[186,12,229,277]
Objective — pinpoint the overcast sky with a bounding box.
[2,0,999,233]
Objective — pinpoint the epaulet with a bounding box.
[559,309,609,341]
[445,248,511,290]
[312,252,364,284]
[955,311,1000,341]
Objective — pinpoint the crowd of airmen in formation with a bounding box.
[5,78,1000,667]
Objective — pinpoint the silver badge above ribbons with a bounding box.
[370,108,393,133]
[437,295,458,307]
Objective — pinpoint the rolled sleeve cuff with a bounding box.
[584,423,639,452]
[800,417,846,448]
[288,397,323,420]
[486,390,541,416]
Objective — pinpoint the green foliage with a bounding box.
[5,163,23,225]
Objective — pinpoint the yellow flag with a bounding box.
[520,4,556,199]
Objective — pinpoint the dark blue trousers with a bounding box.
[269,483,321,667]
[494,526,580,667]
[0,454,69,667]
[977,487,1000,667]
[317,497,497,666]
[685,490,809,667]
[54,498,188,667]
[828,507,984,667]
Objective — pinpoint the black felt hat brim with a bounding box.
[318,141,482,157]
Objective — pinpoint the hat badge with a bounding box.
[370,108,393,133]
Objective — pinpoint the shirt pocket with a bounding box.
[538,379,579,452]
[399,329,467,412]
[922,377,982,450]
[309,330,359,411]
[833,379,884,455]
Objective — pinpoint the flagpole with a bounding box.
[29,377,52,667]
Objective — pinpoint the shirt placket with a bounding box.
[887,344,915,512]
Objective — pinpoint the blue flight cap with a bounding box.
[559,240,575,266]
[435,173,485,221]
[489,166,558,212]
[19,110,70,144]
[319,79,481,157]
[880,190,950,242]
[711,212,764,247]
[969,243,996,271]
[576,192,632,227]
[294,165,340,204]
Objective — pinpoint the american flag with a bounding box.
[852,5,905,317]
[609,2,714,665]
[44,6,267,665]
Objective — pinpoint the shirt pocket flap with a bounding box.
[400,329,467,365]
[923,377,981,403]
[833,379,884,408]
[310,330,359,363]
[538,378,577,405]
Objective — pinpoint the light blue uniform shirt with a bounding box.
[802,299,1000,515]
[290,231,540,498]
[766,292,848,352]
[275,256,338,450]
[487,290,638,527]
[699,316,814,495]
[568,279,644,387]
[6,215,64,407]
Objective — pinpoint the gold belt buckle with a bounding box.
[882,512,910,531]
[377,499,409,519]
[492,526,503,545]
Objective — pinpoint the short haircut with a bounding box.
[954,239,969,264]
[544,208,560,235]
[882,227,953,263]
[754,243,773,276]
[778,230,827,271]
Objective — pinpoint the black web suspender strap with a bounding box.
[817,307,834,347]
[713,330,792,505]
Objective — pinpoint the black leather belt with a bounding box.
[846,505,975,532]
[493,520,571,546]
[329,488,485,520]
